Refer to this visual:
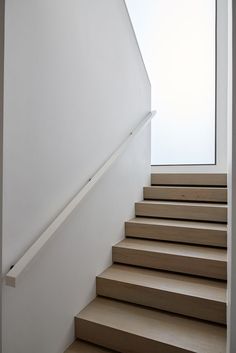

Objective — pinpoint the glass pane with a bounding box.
[126,0,216,165]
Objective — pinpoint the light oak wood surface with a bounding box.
[135,200,227,222]
[72,173,228,353]
[113,238,227,279]
[125,217,227,247]
[76,297,226,353]
[97,264,226,324]
[144,186,227,202]
[151,173,227,186]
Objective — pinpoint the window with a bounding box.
[126,0,216,165]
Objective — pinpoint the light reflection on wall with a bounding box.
[126,0,216,165]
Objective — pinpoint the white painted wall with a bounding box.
[2,1,151,352]
[0,2,4,353]
[150,0,228,173]
[227,1,236,352]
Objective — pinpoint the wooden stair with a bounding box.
[113,238,227,279]
[125,218,227,247]
[135,200,227,222]
[65,173,227,353]
[97,264,226,324]
[143,186,227,202]
[151,173,227,186]
[75,297,226,353]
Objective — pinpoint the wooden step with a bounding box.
[76,297,226,353]
[151,173,227,186]
[144,186,227,203]
[113,238,227,279]
[65,340,116,352]
[135,201,227,223]
[125,218,227,247]
[97,264,226,324]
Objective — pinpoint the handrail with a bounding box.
[5,111,156,287]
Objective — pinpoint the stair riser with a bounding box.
[135,203,227,223]
[125,222,227,248]
[96,278,226,324]
[151,174,227,186]
[143,187,227,203]
[113,248,227,280]
[76,319,191,353]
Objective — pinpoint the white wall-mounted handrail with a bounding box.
[4,111,156,287]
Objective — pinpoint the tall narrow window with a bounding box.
[126,0,216,165]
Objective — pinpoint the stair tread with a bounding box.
[135,200,227,223]
[136,200,227,208]
[98,264,226,302]
[127,217,227,231]
[114,238,227,261]
[77,297,226,353]
[151,173,227,186]
[65,340,115,352]
[144,186,227,202]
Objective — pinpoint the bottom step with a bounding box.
[65,340,115,352]
[76,297,226,353]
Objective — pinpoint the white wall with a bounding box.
[0,2,4,353]
[151,0,228,173]
[2,1,151,352]
[227,1,236,352]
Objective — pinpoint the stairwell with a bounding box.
[65,173,227,353]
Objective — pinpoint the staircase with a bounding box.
[65,173,227,353]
